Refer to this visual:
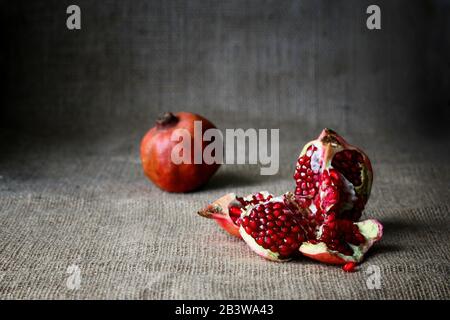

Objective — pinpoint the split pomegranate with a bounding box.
[198,128,383,270]
[140,112,220,192]
[198,192,273,237]
[239,195,306,261]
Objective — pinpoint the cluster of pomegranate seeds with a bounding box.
[287,200,319,240]
[229,193,273,226]
[294,145,320,197]
[319,219,365,256]
[319,169,341,212]
[331,150,363,186]
[241,202,305,258]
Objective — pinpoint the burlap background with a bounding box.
[1,0,449,299]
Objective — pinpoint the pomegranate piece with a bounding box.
[239,195,306,261]
[198,191,273,238]
[293,130,381,265]
[294,128,373,222]
[299,219,383,265]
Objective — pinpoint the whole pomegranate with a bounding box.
[140,112,220,192]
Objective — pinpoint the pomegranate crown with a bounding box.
[156,112,179,128]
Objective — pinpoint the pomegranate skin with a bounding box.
[140,112,220,192]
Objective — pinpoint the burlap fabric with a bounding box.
[0,0,449,299]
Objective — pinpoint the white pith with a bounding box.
[310,149,321,172]
[239,227,289,261]
[338,173,357,211]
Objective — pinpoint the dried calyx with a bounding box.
[156,112,179,128]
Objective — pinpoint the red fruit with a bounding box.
[239,195,306,261]
[198,129,382,270]
[300,219,383,265]
[198,192,273,237]
[294,128,373,223]
[140,112,220,192]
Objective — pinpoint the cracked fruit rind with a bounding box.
[294,128,373,222]
[299,219,383,265]
[198,191,273,237]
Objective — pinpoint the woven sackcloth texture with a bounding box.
[0,0,449,299]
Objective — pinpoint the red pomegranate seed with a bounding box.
[273,203,282,210]
[255,193,265,201]
[342,262,357,272]
[229,205,242,216]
